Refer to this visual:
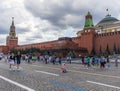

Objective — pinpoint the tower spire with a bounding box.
[12,17,14,26]
[9,17,16,37]
[84,11,94,29]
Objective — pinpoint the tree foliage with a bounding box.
[90,47,96,56]
[98,45,103,57]
[10,47,41,55]
[105,44,110,56]
[113,43,117,54]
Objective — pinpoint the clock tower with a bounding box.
[6,17,18,50]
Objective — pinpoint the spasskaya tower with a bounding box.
[6,17,18,50]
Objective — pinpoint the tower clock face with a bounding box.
[11,32,15,37]
[12,33,14,36]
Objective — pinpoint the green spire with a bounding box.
[84,11,94,29]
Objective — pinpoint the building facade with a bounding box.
[0,12,120,57]
[77,12,120,55]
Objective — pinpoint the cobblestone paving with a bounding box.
[0,79,27,91]
[0,60,120,91]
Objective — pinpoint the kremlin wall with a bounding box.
[0,12,120,57]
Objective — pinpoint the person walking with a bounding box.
[87,56,91,68]
[115,57,118,68]
[81,56,84,65]
[4,55,8,63]
[59,57,62,65]
[69,56,72,64]
[9,53,15,70]
[106,56,110,69]
[100,56,106,69]
[16,52,21,70]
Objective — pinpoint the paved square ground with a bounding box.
[0,60,120,91]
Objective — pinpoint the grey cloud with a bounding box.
[24,38,38,44]
[16,27,30,34]
[24,0,120,30]
[35,23,62,33]
[24,36,44,44]
[0,28,9,34]
[24,0,86,29]
[41,27,60,33]
[0,39,6,44]
[1,0,120,45]
[31,33,43,39]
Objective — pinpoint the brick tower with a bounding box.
[6,17,18,50]
[80,12,96,54]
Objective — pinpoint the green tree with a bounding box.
[25,48,29,54]
[98,45,103,57]
[117,47,120,54]
[35,48,40,53]
[90,47,96,56]
[43,50,48,55]
[10,49,17,54]
[21,49,24,54]
[113,43,117,54]
[54,52,58,56]
[68,51,72,56]
[68,51,75,58]
[105,44,110,56]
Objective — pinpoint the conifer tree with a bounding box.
[113,43,117,54]
[117,47,120,54]
[90,47,96,56]
[98,45,103,57]
[105,44,110,56]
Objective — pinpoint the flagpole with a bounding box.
[106,8,109,15]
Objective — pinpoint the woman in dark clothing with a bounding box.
[16,52,21,70]
[81,56,84,65]
[106,57,110,69]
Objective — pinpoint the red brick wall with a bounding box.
[76,30,96,54]
[16,40,57,50]
[14,31,120,56]
[6,39,18,49]
[0,46,9,54]
[95,31,120,54]
[72,31,120,55]
[72,37,81,44]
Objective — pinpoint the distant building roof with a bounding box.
[98,14,119,24]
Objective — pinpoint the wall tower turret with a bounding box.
[80,12,96,54]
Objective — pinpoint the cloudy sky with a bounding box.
[0,0,120,45]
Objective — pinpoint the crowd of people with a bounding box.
[81,56,119,69]
[0,52,119,73]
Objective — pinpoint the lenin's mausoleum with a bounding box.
[0,12,120,57]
